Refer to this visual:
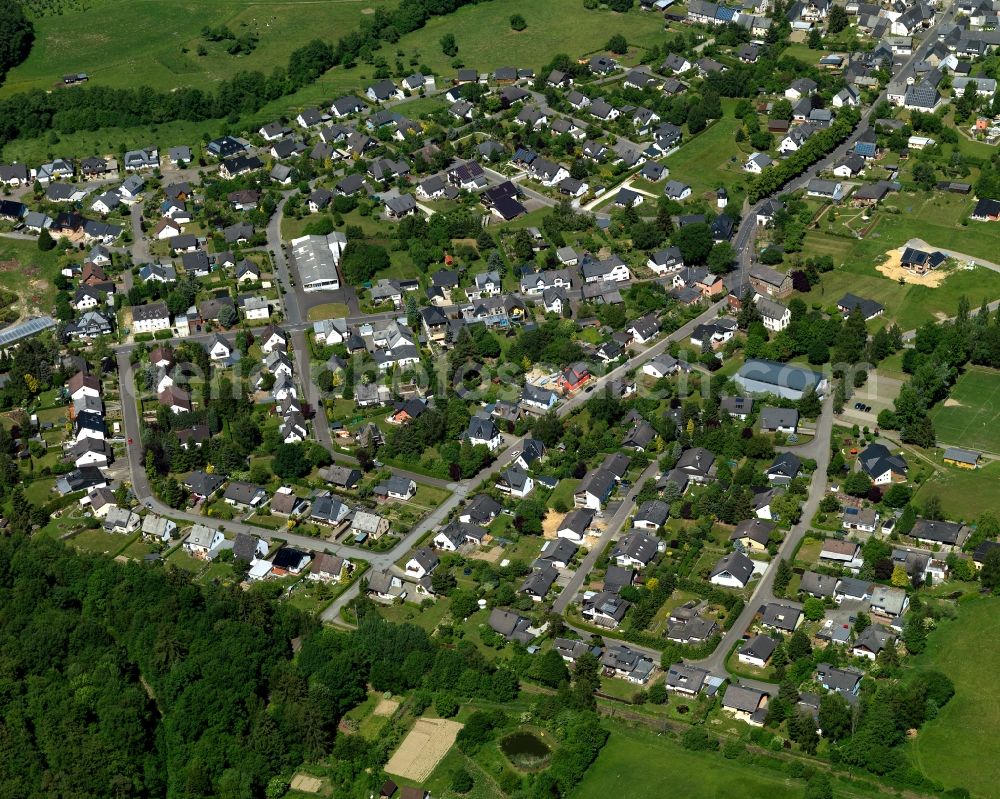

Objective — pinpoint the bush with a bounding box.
[681,727,717,751]
[451,767,474,793]
[722,739,745,759]
[647,683,668,705]
[435,692,459,718]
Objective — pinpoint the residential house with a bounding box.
[223,481,268,510]
[582,590,631,628]
[852,625,895,660]
[730,518,775,553]
[739,635,777,667]
[766,452,801,485]
[710,551,755,588]
[404,548,439,580]
[374,475,417,501]
[759,406,799,434]
[612,531,659,569]
[185,524,225,558]
[558,508,595,542]
[721,685,769,726]
[574,468,615,510]
[857,442,908,484]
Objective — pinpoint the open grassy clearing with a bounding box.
[928,366,1000,454]
[912,457,1000,522]
[0,0,377,97]
[573,724,883,799]
[664,101,748,199]
[0,238,65,320]
[374,2,667,79]
[907,597,1000,798]
[796,262,1000,332]
[796,191,1000,331]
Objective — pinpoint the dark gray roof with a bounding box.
[635,500,670,527]
[761,603,801,632]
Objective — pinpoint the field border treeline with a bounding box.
[0,0,496,151]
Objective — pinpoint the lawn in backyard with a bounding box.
[0,0,376,97]
[68,529,130,557]
[912,458,1000,522]
[906,597,1000,798]
[546,478,580,511]
[928,367,1000,454]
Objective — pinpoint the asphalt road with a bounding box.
[730,0,959,291]
[552,460,660,614]
[688,394,834,685]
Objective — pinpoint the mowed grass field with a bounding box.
[907,597,1000,798]
[929,366,1000,454]
[573,727,801,799]
[665,100,748,199]
[912,458,1000,522]
[573,725,886,799]
[0,0,377,96]
[376,1,668,78]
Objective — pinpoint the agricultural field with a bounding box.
[907,598,1000,798]
[928,367,1000,454]
[0,0,377,97]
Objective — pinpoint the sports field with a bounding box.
[929,367,1000,454]
[907,598,1000,798]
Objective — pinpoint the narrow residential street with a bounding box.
[689,395,834,686]
[552,460,660,614]
[114,295,732,626]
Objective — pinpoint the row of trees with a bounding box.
[879,297,1000,447]
[0,0,487,148]
[747,107,862,203]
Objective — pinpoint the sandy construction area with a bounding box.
[876,248,948,287]
[542,510,566,539]
[385,718,463,781]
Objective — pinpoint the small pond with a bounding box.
[500,731,552,769]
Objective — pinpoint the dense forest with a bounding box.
[0,534,534,798]
[0,2,32,82]
[0,534,327,798]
